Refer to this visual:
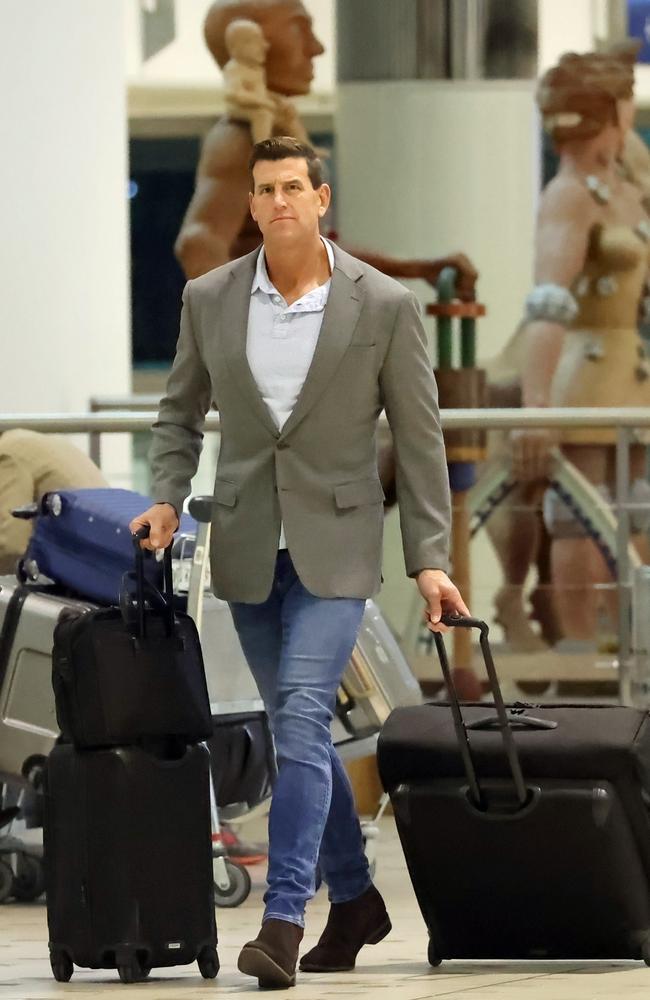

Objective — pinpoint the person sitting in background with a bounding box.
[0,429,107,575]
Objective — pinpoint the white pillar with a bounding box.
[0,1,131,482]
[336,79,538,363]
[538,0,595,73]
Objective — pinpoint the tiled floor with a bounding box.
[1,819,649,998]
[0,818,650,1000]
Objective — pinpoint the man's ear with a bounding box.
[249,191,256,219]
[317,182,331,217]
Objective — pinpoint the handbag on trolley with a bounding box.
[378,614,650,965]
[51,530,212,749]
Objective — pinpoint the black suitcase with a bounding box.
[44,741,218,983]
[377,614,650,965]
[51,533,212,749]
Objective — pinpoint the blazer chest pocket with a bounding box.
[213,479,238,508]
[334,479,385,509]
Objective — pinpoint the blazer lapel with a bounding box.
[279,257,364,440]
[215,242,365,441]
[218,251,280,439]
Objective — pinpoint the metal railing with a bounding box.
[7,402,650,433]
[2,403,650,701]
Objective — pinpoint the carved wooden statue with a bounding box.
[488,44,650,645]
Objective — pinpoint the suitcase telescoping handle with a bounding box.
[130,526,175,639]
[435,613,528,810]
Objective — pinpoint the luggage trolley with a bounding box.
[0,490,260,908]
[0,577,94,904]
[0,487,425,903]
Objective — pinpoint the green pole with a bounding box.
[436,266,457,369]
[460,316,476,368]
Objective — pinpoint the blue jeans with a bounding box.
[229,550,371,928]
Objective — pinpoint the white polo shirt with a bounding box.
[246,237,334,549]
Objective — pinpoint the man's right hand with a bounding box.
[129,503,179,551]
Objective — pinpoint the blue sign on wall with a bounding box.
[629,0,650,62]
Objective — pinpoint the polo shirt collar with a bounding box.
[252,237,334,298]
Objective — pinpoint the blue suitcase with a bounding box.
[17,489,194,605]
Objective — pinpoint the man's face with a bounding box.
[249,157,330,242]
[260,1,324,96]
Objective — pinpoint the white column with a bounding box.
[336,79,538,363]
[0,0,131,482]
[538,0,595,73]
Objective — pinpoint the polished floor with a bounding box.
[2,818,650,998]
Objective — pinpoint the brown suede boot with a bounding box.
[299,884,391,973]
[238,918,304,988]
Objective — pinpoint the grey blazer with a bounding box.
[150,243,451,603]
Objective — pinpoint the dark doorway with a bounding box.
[129,137,199,365]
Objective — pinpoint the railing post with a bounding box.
[88,398,101,468]
[616,425,632,705]
[89,432,102,468]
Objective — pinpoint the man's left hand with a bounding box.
[416,569,470,633]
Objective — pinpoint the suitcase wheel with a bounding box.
[642,940,650,967]
[213,858,251,908]
[117,953,151,984]
[50,951,73,982]
[198,946,220,979]
[0,860,13,904]
[16,557,39,583]
[427,940,442,968]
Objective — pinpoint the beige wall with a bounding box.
[0,0,131,482]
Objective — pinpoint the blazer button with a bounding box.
[276,441,289,450]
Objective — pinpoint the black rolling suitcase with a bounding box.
[44,741,218,983]
[377,614,650,965]
[44,527,218,984]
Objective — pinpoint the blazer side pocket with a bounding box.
[213,479,238,508]
[334,479,385,509]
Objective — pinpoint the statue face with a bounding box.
[260,2,324,96]
[249,157,330,241]
[617,97,636,137]
[230,29,269,64]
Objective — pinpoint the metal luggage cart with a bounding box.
[0,790,45,903]
[0,490,424,904]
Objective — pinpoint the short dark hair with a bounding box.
[249,136,323,191]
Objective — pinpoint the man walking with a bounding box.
[132,137,468,989]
